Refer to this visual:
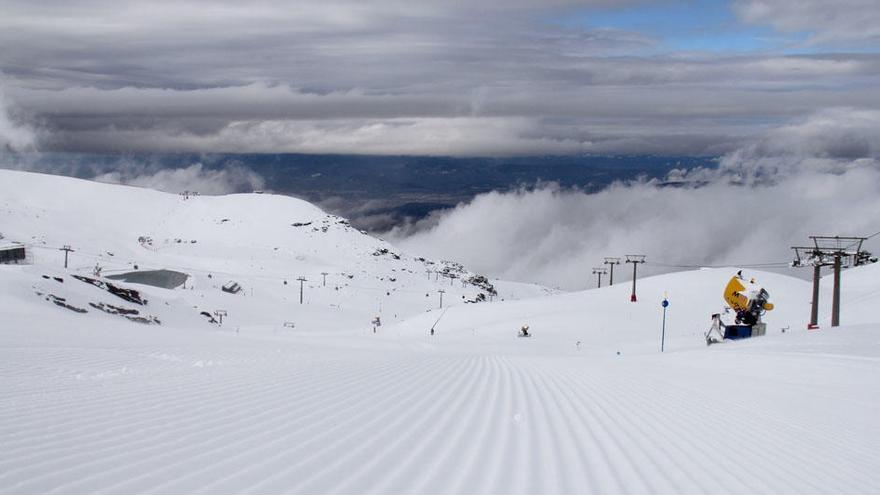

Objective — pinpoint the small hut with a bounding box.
[0,242,26,264]
[222,281,242,294]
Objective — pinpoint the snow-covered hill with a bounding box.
[1,169,878,494]
[0,169,552,334]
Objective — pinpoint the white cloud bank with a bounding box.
[94,162,265,195]
[392,109,880,289]
[0,86,35,152]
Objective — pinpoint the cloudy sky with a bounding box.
[2,0,879,155]
[1,0,878,289]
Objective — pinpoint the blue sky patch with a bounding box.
[551,0,806,54]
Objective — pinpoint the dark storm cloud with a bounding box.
[1,0,879,155]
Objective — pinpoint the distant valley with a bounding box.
[5,152,717,231]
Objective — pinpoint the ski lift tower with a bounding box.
[625,255,646,302]
[791,235,876,328]
[603,257,621,285]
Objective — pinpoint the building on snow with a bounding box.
[0,242,27,264]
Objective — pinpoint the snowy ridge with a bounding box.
[0,169,551,333]
[384,267,814,355]
[1,170,879,494]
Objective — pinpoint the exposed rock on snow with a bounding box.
[44,293,88,313]
[88,302,161,325]
[73,275,148,305]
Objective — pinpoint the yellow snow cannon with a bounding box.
[723,275,774,320]
[707,272,773,345]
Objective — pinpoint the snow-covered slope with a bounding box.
[384,266,813,355]
[1,169,879,494]
[820,261,880,327]
[0,169,551,333]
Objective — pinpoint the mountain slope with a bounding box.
[0,169,551,333]
[1,169,878,494]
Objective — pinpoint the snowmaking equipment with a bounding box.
[705,272,774,345]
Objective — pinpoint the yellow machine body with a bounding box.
[723,276,774,313]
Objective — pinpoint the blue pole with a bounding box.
[661,298,669,352]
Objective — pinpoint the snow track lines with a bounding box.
[1,342,878,494]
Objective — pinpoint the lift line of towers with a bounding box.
[54,233,875,329]
[593,255,646,301]
[591,234,877,329]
